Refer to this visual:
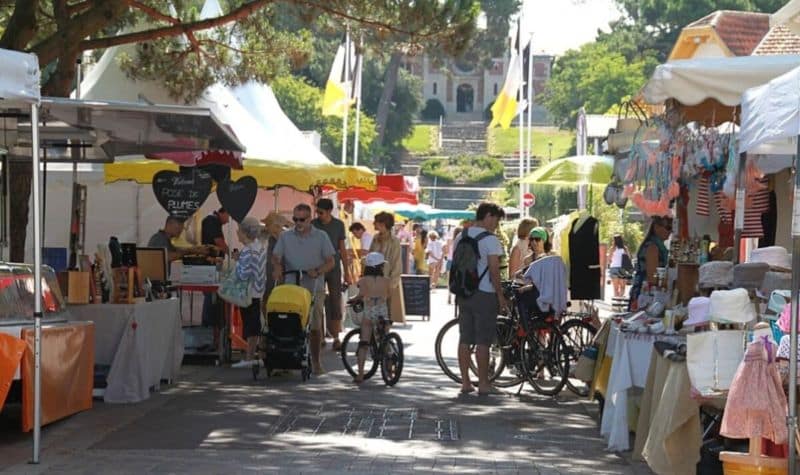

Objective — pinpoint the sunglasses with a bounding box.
[530,237,543,242]
[292,216,308,222]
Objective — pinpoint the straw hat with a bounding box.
[732,262,769,290]
[709,288,756,324]
[749,246,791,271]
[698,261,733,289]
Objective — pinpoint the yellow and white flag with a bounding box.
[322,39,358,117]
[489,52,522,129]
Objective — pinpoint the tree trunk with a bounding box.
[10,161,32,262]
[375,51,402,146]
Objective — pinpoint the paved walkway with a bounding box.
[0,289,651,474]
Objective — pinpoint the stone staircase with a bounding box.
[440,122,487,156]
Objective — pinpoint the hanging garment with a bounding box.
[759,190,777,247]
[697,175,710,217]
[720,339,788,445]
[568,215,600,300]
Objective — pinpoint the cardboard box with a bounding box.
[180,265,217,284]
[57,271,91,304]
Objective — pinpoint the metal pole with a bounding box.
[788,137,800,475]
[517,52,524,215]
[732,152,746,263]
[526,32,534,175]
[31,104,42,464]
[438,115,443,150]
[432,175,437,208]
[352,35,363,167]
[340,30,350,166]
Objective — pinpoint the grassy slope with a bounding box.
[487,127,574,160]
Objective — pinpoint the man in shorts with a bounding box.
[455,202,508,395]
[272,203,335,375]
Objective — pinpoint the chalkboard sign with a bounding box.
[152,168,212,220]
[401,274,430,320]
[217,176,258,223]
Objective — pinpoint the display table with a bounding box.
[600,324,681,452]
[633,349,707,474]
[20,322,94,431]
[66,299,182,403]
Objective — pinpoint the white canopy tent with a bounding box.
[738,65,800,472]
[0,47,44,463]
[642,55,800,107]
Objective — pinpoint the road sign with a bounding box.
[523,192,535,208]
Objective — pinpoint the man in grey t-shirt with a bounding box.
[272,203,335,374]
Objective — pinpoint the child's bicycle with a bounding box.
[340,303,404,386]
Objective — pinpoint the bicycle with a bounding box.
[559,306,599,396]
[340,310,404,386]
[435,281,573,396]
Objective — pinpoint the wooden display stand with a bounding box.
[720,438,787,475]
[111,267,140,304]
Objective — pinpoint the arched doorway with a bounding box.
[456,84,474,113]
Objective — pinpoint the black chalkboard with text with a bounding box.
[152,168,212,220]
[401,274,430,320]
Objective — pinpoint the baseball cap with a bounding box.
[365,252,386,267]
[529,227,547,241]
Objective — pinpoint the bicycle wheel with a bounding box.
[380,332,404,386]
[560,319,598,396]
[341,328,378,380]
[520,320,570,396]
[469,317,520,387]
[435,317,508,385]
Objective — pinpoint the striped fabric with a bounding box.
[742,177,770,238]
[235,242,268,298]
[697,175,710,216]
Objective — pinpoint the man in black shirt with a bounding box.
[201,208,230,253]
[200,208,229,346]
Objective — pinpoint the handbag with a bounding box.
[574,346,598,382]
[687,329,745,395]
[217,270,252,308]
[620,252,633,272]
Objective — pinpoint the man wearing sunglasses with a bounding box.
[272,203,336,374]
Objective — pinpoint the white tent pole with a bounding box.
[788,137,800,475]
[340,29,350,166]
[732,153,746,263]
[353,34,363,167]
[31,103,42,464]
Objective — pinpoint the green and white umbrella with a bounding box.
[520,154,614,186]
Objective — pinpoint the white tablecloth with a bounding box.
[600,324,680,452]
[66,299,183,403]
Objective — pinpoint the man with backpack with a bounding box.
[449,202,508,395]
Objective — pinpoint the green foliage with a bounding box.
[487,127,574,159]
[420,155,504,184]
[402,125,439,155]
[542,42,654,128]
[271,75,376,166]
[420,99,446,121]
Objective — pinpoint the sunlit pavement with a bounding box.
[1,289,651,474]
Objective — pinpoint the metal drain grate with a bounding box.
[267,406,459,441]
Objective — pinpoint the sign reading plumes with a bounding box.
[217,176,258,223]
[152,168,212,220]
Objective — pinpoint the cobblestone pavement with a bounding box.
[0,289,652,474]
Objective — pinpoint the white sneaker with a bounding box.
[231,360,255,368]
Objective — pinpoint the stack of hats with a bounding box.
[749,246,791,271]
[684,296,711,327]
[699,261,734,289]
[732,262,769,290]
[709,288,756,324]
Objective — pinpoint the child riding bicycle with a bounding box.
[347,252,391,384]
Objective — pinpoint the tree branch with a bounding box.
[69,0,274,53]
[66,1,93,17]
[123,0,202,52]
[0,0,38,50]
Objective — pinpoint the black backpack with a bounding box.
[448,230,492,298]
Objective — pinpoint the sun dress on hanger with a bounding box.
[720,339,788,445]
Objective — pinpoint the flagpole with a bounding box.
[526,32,534,217]
[341,28,350,165]
[517,49,525,216]
[353,34,363,167]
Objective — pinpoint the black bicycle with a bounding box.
[435,281,573,396]
[341,312,404,386]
